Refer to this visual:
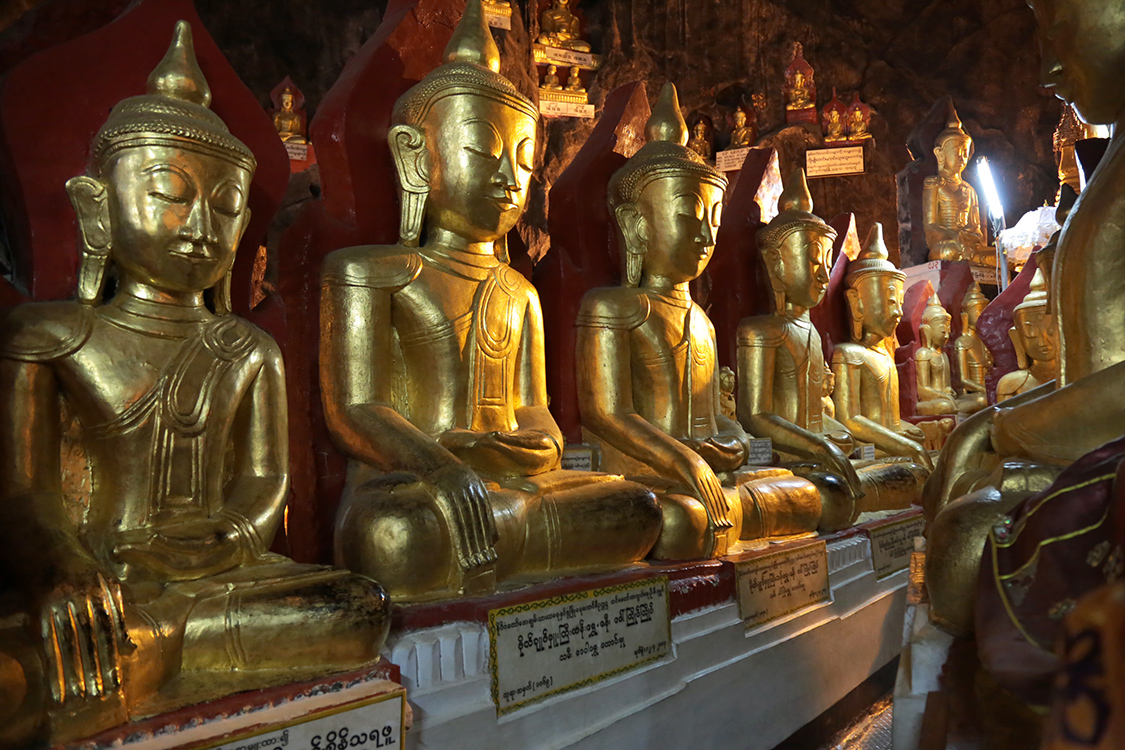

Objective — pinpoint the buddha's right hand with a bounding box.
[427,462,499,571]
[676,455,734,534]
[38,556,125,705]
[822,444,865,501]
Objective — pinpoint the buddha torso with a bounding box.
[739,313,825,433]
[731,127,753,147]
[929,177,978,231]
[833,339,900,429]
[273,110,302,141]
[955,330,992,386]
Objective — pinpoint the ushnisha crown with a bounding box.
[757,167,837,249]
[846,223,904,286]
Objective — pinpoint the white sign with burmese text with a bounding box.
[806,146,865,178]
[735,540,831,629]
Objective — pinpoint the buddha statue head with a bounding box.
[66,21,256,312]
[933,110,973,180]
[389,0,538,252]
[961,281,988,330]
[919,293,952,349]
[280,87,296,112]
[733,109,747,130]
[1010,267,1055,367]
[756,167,837,314]
[607,82,728,287]
[844,223,905,342]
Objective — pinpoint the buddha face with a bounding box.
[733,110,747,129]
[419,95,537,243]
[1029,0,1125,125]
[634,176,724,284]
[963,297,986,327]
[921,312,952,348]
[770,228,833,310]
[1014,305,1055,363]
[281,92,294,112]
[851,109,864,130]
[694,122,707,140]
[100,145,251,294]
[936,136,971,176]
[848,273,904,340]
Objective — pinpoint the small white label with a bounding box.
[561,445,594,471]
[488,577,672,716]
[485,12,511,29]
[970,265,998,285]
[284,142,309,161]
[734,540,831,629]
[537,45,595,67]
[210,693,404,750]
[539,100,595,118]
[852,443,876,461]
[715,147,751,172]
[744,438,774,466]
[806,146,865,178]
[866,513,926,579]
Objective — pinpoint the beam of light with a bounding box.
[977,158,1005,223]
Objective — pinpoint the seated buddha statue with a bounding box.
[848,105,871,141]
[787,71,813,111]
[688,120,712,160]
[832,224,932,469]
[924,0,1125,635]
[729,108,755,148]
[577,82,825,560]
[822,365,836,419]
[322,0,661,601]
[565,66,584,92]
[272,86,306,144]
[923,110,989,263]
[914,293,960,416]
[738,169,928,524]
[953,282,993,413]
[0,23,389,744]
[537,0,591,52]
[824,108,845,142]
[996,268,1055,402]
[541,64,562,90]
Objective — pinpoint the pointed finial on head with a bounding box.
[778,168,814,214]
[946,103,963,131]
[922,292,950,322]
[445,0,501,73]
[1015,266,1049,312]
[860,223,889,262]
[646,82,689,146]
[146,21,211,107]
[847,222,903,284]
[962,281,988,309]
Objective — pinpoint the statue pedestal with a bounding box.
[386,509,920,750]
[67,663,408,750]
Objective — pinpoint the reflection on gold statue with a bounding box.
[323,0,661,602]
[577,83,824,560]
[0,23,389,744]
[272,87,306,144]
[996,268,1055,402]
[953,282,992,413]
[832,224,932,468]
[925,0,1125,635]
[730,108,755,148]
[923,108,989,263]
[537,0,591,52]
[542,64,562,90]
[738,170,927,525]
[848,106,871,140]
[824,109,845,142]
[688,120,712,160]
[719,366,737,420]
[914,293,972,415]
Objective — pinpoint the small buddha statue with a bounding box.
[824,108,845,142]
[996,268,1055,402]
[688,120,712,160]
[577,82,826,560]
[788,70,813,110]
[914,293,961,416]
[565,66,583,92]
[923,109,989,263]
[719,366,737,420]
[729,108,755,148]
[272,86,306,143]
[738,170,928,523]
[822,365,836,419]
[537,0,591,52]
[0,23,389,743]
[323,0,661,601]
[542,64,562,90]
[953,282,993,413]
[848,105,871,140]
[832,224,932,468]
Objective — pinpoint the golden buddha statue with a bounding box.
[953,282,993,413]
[822,365,836,419]
[272,86,306,144]
[914,293,967,416]
[925,0,1125,635]
[832,224,932,469]
[577,82,824,560]
[824,108,845,142]
[322,0,661,601]
[565,66,584,92]
[730,108,755,148]
[787,71,813,111]
[923,110,989,263]
[738,170,927,523]
[0,23,389,744]
[537,0,591,52]
[848,106,871,140]
[688,120,712,160]
[996,268,1055,402]
[719,366,737,420]
[542,63,562,90]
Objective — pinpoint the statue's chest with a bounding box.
[939,183,973,216]
[633,304,714,397]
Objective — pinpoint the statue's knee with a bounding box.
[650,495,709,560]
[926,489,1004,635]
[322,573,392,659]
[803,471,855,532]
[741,475,823,537]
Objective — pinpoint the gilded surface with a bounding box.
[997,268,1055,402]
[324,0,660,602]
[537,0,590,51]
[0,23,388,746]
[272,87,306,144]
[953,283,992,413]
[922,108,989,264]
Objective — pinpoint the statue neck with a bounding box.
[641,274,692,301]
[938,167,962,185]
[1029,358,1054,380]
[113,277,208,315]
[426,227,498,259]
[781,300,811,319]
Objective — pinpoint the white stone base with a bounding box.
[389,535,907,750]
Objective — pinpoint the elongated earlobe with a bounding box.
[66,176,112,305]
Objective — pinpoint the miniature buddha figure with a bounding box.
[738,170,928,521]
[542,63,562,89]
[996,268,1055,402]
[0,23,389,743]
[730,108,755,148]
[824,108,845,142]
[565,66,583,91]
[788,70,813,110]
[272,86,306,144]
[719,366,737,420]
[914,293,960,416]
[577,82,826,560]
[923,109,988,263]
[822,365,836,419]
[688,120,712,160]
[323,0,661,601]
[848,105,871,140]
[832,224,932,468]
[953,282,993,413]
[537,0,591,52]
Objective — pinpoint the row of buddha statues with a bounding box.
[2,0,1122,744]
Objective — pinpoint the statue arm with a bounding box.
[955,343,986,393]
[915,351,951,400]
[832,350,931,467]
[922,182,957,244]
